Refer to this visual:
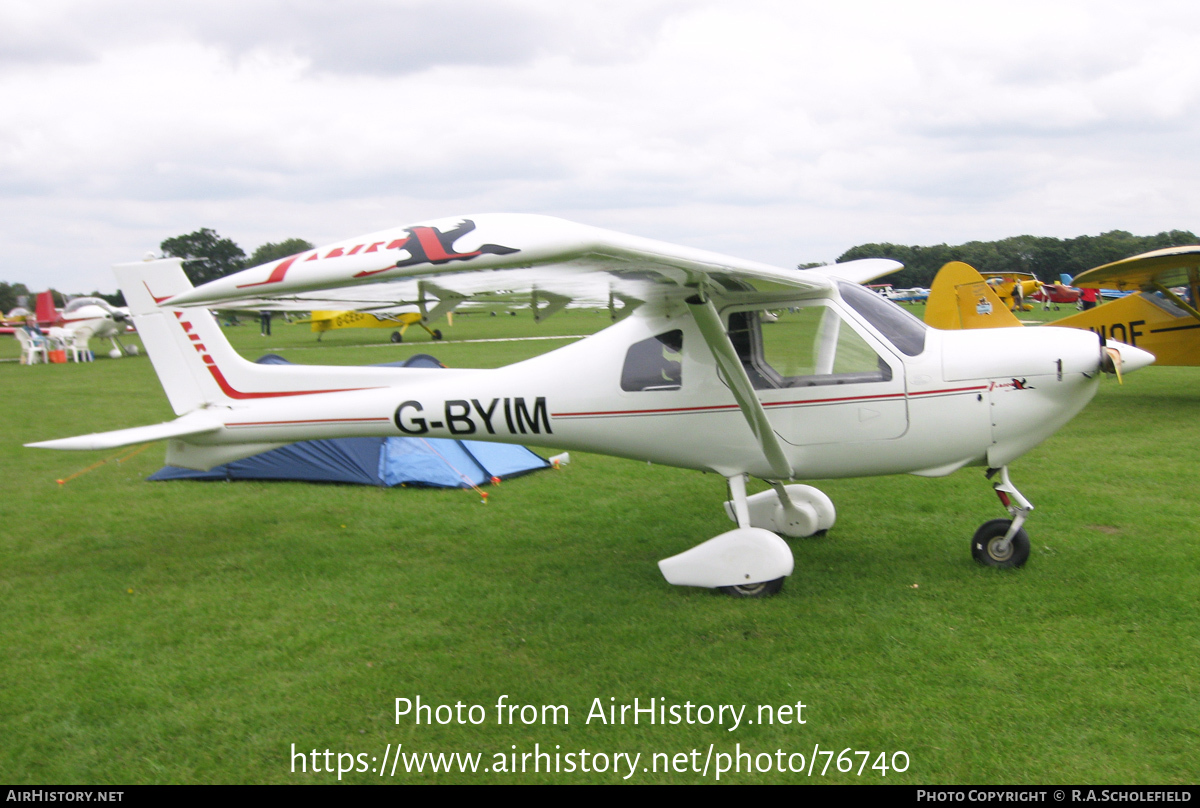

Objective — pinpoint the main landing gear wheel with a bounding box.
[971,519,1031,569]
[719,577,785,598]
[432,329,443,340]
[390,331,403,343]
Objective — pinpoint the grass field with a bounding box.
[2,308,1197,784]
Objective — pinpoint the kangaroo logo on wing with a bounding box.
[354,219,519,278]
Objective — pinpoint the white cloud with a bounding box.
[2,0,1200,292]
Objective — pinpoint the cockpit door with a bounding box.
[725,301,909,446]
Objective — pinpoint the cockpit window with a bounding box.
[837,281,927,356]
[728,303,893,390]
[621,329,683,391]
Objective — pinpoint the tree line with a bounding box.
[160,229,314,286]
[1,230,314,313]
[835,229,1198,288]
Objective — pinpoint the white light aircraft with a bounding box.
[5,292,138,358]
[26,215,1154,596]
[51,297,139,358]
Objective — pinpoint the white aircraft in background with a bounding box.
[5,292,138,358]
[27,215,1153,596]
[51,296,140,358]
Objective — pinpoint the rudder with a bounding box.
[113,258,249,414]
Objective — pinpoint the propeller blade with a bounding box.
[1102,346,1124,384]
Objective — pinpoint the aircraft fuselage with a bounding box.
[170,292,1112,482]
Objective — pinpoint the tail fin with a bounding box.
[35,291,57,326]
[925,261,1023,330]
[113,258,420,417]
[113,259,237,414]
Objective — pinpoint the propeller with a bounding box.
[1096,335,1124,383]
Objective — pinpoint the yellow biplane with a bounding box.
[980,271,1042,312]
[925,248,1200,366]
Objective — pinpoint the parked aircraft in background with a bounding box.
[1030,275,1082,307]
[2,291,58,334]
[1063,246,1200,366]
[868,284,929,303]
[926,253,1199,367]
[974,271,1042,312]
[27,215,1152,595]
[5,291,138,358]
[304,309,445,343]
[53,297,139,358]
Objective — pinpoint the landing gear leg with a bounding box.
[972,466,1033,568]
[727,472,751,529]
[657,474,794,596]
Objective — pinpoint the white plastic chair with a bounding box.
[69,330,94,362]
[15,329,49,364]
[52,327,93,362]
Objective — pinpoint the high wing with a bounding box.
[1071,245,1200,292]
[979,271,1039,282]
[154,213,903,484]
[166,214,898,315]
[1052,246,1200,365]
[1070,246,1200,322]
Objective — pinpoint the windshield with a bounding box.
[63,297,116,314]
[837,281,927,356]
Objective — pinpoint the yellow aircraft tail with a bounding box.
[924,261,1023,330]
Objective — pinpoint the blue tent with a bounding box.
[148,354,550,488]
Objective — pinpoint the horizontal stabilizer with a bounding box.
[25,411,222,451]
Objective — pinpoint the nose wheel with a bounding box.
[974,467,1033,569]
[971,519,1031,568]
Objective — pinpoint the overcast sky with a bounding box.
[3,0,1199,293]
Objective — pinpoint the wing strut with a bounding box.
[686,294,794,480]
[532,289,571,323]
[1150,280,1200,322]
[418,281,468,324]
